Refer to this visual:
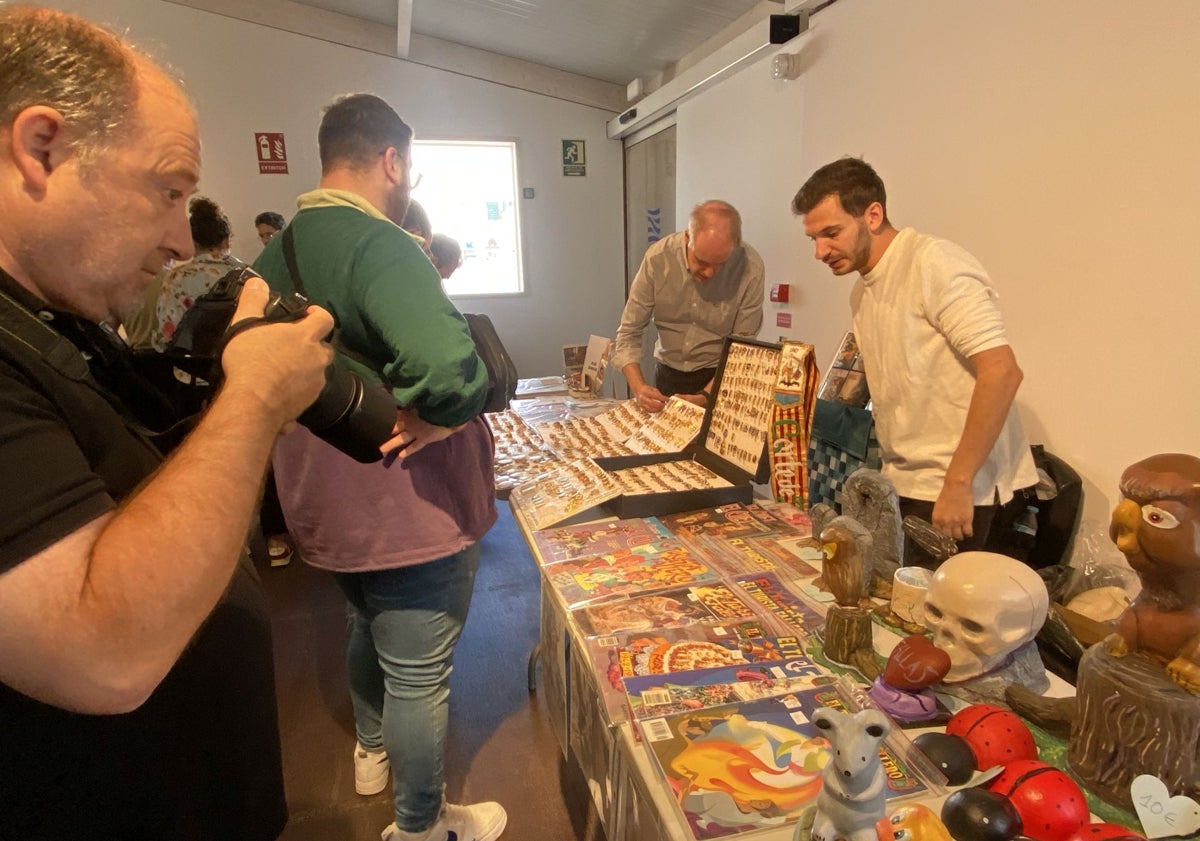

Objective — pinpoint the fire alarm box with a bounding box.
[770,283,790,303]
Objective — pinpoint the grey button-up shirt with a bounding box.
[613,230,765,373]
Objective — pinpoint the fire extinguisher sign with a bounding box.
[255,133,288,174]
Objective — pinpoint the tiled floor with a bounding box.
[259,505,605,841]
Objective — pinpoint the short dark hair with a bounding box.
[430,233,461,268]
[0,7,139,163]
[188,196,231,251]
[401,199,431,243]
[792,157,888,220]
[318,93,412,173]
[254,211,284,231]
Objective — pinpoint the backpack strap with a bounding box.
[281,225,308,298]
[279,224,386,380]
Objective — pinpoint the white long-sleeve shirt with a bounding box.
[851,228,1037,504]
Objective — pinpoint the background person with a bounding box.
[792,157,1037,567]
[256,210,285,245]
[430,232,463,280]
[152,195,243,351]
[0,8,334,838]
[401,197,434,260]
[253,93,506,841]
[613,199,764,412]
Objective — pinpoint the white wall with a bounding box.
[51,0,626,381]
[677,0,1200,525]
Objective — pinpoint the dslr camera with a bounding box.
[165,267,397,463]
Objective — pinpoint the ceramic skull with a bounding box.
[922,552,1049,682]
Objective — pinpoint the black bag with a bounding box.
[463,313,517,414]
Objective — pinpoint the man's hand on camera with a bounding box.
[219,276,334,428]
[380,407,464,466]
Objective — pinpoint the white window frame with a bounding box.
[411,139,524,297]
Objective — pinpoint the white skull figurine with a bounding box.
[922,552,1049,683]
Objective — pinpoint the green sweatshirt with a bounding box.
[252,189,486,427]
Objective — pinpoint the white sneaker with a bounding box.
[381,801,507,841]
[354,742,390,796]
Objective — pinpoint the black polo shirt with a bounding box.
[0,270,287,840]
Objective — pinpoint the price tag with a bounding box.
[1131,774,1200,838]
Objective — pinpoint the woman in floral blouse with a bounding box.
[152,196,244,352]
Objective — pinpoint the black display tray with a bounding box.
[593,336,781,519]
[593,451,753,519]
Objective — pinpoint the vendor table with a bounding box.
[508,495,1092,841]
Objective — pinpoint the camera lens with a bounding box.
[297,364,397,463]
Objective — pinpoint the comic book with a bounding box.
[533,517,673,564]
[587,620,797,720]
[698,534,820,579]
[572,582,760,639]
[753,500,814,535]
[639,688,929,840]
[622,650,833,720]
[659,504,777,541]
[732,571,826,633]
[543,540,721,608]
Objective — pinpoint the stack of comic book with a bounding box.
[638,685,930,840]
[542,540,723,609]
[586,620,807,721]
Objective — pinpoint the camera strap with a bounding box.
[280,225,385,378]
[0,285,191,454]
[0,287,94,384]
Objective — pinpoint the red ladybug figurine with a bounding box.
[986,760,1089,841]
[946,704,1038,771]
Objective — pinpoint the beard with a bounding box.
[830,220,874,275]
[384,186,411,228]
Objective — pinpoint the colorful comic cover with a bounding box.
[753,500,814,535]
[543,540,720,608]
[699,534,820,579]
[572,582,760,638]
[733,570,825,632]
[640,688,928,840]
[622,650,833,720]
[533,517,673,564]
[587,620,787,720]
[589,621,782,690]
[659,504,777,540]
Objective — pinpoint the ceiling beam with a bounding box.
[161,0,625,112]
[395,0,412,59]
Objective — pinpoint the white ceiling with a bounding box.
[290,0,768,85]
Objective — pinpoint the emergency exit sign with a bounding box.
[562,139,586,176]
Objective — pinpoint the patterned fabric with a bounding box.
[153,251,244,351]
[807,400,882,512]
[769,342,820,508]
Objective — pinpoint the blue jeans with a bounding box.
[334,544,481,832]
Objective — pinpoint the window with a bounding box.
[411,140,523,296]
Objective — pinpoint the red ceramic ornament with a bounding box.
[1065,824,1147,841]
[945,703,1038,770]
[884,634,952,691]
[986,759,1090,841]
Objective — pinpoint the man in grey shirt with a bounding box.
[613,200,765,412]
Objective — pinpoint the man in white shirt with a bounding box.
[793,157,1037,567]
[613,200,764,412]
